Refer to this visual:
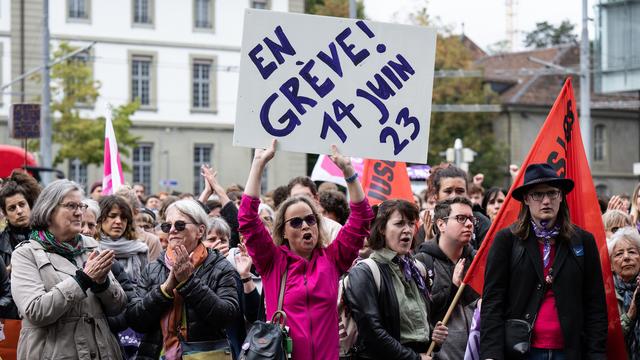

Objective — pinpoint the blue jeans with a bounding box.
[528,348,566,360]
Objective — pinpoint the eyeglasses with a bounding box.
[59,202,88,212]
[443,214,478,225]
[528,190,561,201]
[160,220,194,233]
[284,214,317,229]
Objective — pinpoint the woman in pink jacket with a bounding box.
[238,140,373,360]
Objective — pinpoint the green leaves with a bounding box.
[523,20,577,49]
[49,42,140,172]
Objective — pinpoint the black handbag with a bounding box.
[239,267,292,360]
[504,318,533,358]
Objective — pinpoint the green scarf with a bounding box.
[30,230,86,265]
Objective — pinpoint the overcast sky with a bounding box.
[362,0,597,52]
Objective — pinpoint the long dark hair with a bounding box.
[512,193,576,242]
[97,195,136,240]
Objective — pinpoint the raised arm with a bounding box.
[202,165,240,247]
[201,164,232,207]
[329,144,364,203]
[244,139,276,198]
[238,139,278,275]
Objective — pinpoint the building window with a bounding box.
[193,145,212,194]
[251,0,270,9]
[133,144,153,192]
[131,56,152,106]
[194,0,213,30]
[69,159,88,191]
[192,60,211,109]
[68,0,89,20]
[133,0,153,24]
[594,124,606,161]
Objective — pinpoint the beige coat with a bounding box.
[11,235,126,360]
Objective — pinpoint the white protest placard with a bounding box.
[234,9,437,163]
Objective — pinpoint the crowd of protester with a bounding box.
[0,148,639,360]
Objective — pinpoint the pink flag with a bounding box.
[102,110,124,196]
[310,155,364,187]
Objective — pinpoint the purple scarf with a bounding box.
[531,220,559,268]
[396,255,430,298]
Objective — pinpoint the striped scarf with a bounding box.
[30,230,86,265]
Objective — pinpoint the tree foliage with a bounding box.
[412,8,507,186]
[523,20,577,49]
[305,0,365,19]
[49,42,140,171]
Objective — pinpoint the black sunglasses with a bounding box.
[160,220,194,233]
[284,214,317,229]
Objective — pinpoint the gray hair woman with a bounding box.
[608,227,640,359]
[81,198,100,238]
[204,216,231,256]
[11,179,126,359]
[126,199,240,359]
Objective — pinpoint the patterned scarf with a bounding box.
[531,220,559,268]
[160,242,209,360]
[396,255,430,298]
[614,274,640,360]
[30,230,85,265]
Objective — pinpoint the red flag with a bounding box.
[361,160,414,206]
[463,78,626,358]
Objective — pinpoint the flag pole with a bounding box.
[426,283,467,356]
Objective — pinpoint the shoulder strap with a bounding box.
[277,266,288,312]
[361,258,381,293]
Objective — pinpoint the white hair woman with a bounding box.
[608,227,640,359]
[11,179,126,359]
[81,198,100,238]
[126,199,240,359]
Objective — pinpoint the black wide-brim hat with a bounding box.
[512,163,575,202]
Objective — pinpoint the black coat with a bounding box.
[0,256,17,319]
[480,225,607,360]
[0,225,30,266]
[106,260,136,333]
[220,202,240,249]
[125,249,241,359]
[345,258,433,360]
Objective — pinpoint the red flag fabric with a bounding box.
[361,160,414,206]
[463,78,626,358]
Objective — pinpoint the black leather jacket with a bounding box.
[0,225,30,266]
[126,249,241,359]
[345,258,434,360]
